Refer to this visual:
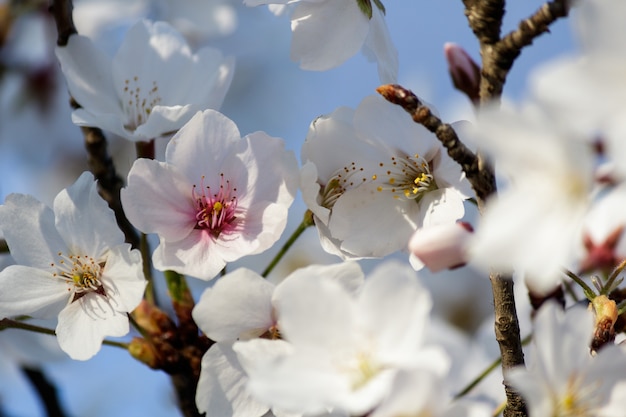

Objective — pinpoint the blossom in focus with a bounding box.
[191,263,363,416]
[0,172,146,360]
[55,19,234,142]
[468,101,596,295]
[301,95,471,259]
[243,0,398,83]
[507,302,626,417]
[121,109,298,280]
[234,261,449,415]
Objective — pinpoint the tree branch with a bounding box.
[481,0,571,100]
[377,83,526,417]
[376,84,495,201]
[49,0,139,248]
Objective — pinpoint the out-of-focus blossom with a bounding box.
[121,109,298,280]
[55,19,234,142]
[301,95,470,260]
[469,101,596,295]
[409,221,473,272]
[243,0,398,83]
[0,172,146,360]
[234,261,448,415]
[507,302,626,417]
[192,263,363,416]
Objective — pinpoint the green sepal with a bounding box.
[357,0,373,19]
[372,0,386,15]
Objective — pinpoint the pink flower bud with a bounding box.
[444,43,480,104]
[409,222,473,272]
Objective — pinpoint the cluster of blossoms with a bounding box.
[5,0,626,416]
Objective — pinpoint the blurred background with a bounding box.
[0,0,575,415]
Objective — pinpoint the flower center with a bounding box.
[121,76,162,131]
[320,161,369,210]
[192,174,239,238]
[552,373,602,417]
[373,153,437,201]
[51,252,106,302]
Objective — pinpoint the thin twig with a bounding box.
[376,84,495,202]
[377,82,526,417]
[21,367,68,417]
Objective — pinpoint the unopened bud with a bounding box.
[591,295,618,352]
[444,43,480,105]
[409,222,472,272]
[129,337,161,369]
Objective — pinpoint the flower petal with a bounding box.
[54,172,124,257]
[290,0,369,71]
[192,268,275,342]
[0,265,68,319]
[121,158,197,242]
[56,294,129,360]
[0,193,66,268]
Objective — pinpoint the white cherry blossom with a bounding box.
[191,263,363,417]
[243,0,398,83]
[234,261,449,415]
[0,172,146,360]
[301,95,471,259]
[507,302,626,417]
[55,19,234,142]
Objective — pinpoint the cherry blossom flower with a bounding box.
[191,263,363,416]
[507,302,626,417]
[55,19,234,142]
[243,0,398,83]
[301,95,471,259]
[0,172,146,360]
[234,261,449,415]
[468,101,597,295]
[121,109,298,280]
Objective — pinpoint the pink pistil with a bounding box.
[192,174,238,238]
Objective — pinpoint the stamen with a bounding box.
[374,153,437,201]
[192,174,239,237]
[122,77,162,131]
[51,252,106,301]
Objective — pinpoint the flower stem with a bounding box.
[454,333,531,399]
[602,259,626,295]
[563,268,596,300]
[140,232,156,305]
[262,210,315,278]
[0,318,128,349]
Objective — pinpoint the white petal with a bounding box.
[192,268,275,342]
[273,271,357,349]
[56,294,129,360]
[0,265,68,319]
[152,231,227,281]
[357,261,432,366]
[54,172,124,257]
[0,194,66,268]
[100,244,146,312]
[330,183,413,257]
[196,344,269,417]
[55,35,119,117]
[166,109,243,182]
[362,7,398,84]
[290,0,369,71]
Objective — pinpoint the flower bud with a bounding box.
[409,222,473,272]
[444,43,480,104]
